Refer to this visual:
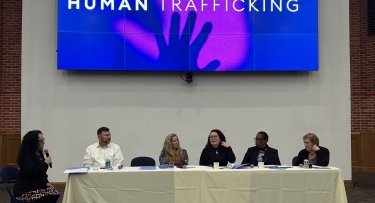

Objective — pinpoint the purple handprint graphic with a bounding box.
[156,12,220,70]
[115,2,249,71]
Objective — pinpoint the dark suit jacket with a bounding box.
[295,146,330,166]
[241,145,281,166]
[199,145,236,166]
[13,150,49,197]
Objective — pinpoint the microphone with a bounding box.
[44,149,52,168]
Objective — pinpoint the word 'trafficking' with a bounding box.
[67,0,300,12]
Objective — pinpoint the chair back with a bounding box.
[292,156,298,166]
[131,156,156,167]
[0,165,22,203]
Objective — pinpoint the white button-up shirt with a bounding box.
[83,142,124,168]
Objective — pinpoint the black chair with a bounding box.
[131,156,156,167]
[292,156,298,166]
[0,165,23,203]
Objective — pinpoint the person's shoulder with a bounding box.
[298,148,307,154]
[247,146,257,151]
[23,151,36,159]
[111,142,122,148]
[319,146,329,152]
[87,143,99,148]
[267,146,279,151]
[220,145,231,150]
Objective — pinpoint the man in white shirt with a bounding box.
[83,127,124,168]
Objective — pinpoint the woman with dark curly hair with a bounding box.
[13,130,60,202]
[199,129,236,166]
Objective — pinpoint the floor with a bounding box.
[0,171,374,203]
[346,171,375,203]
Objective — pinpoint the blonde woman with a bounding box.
[159,133,189,167]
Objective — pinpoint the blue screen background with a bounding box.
[57,0,318,71]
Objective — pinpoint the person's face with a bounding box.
[99,131,111,145]
[38,133,45,151]
[209,132,221,147]
[304,138,313,152]
[171,136,179,149]
[254,133,267,148]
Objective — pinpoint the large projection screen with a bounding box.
[57,0,319,71]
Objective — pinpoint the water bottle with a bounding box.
[303,159,309,169]
[105,159,111,169]
[257,154,264,168]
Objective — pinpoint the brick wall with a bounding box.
[350,0,362,133]
[0,0,21,139]
[351,0,375,133]
[0,1,3,102]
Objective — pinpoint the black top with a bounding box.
[241,145,281,166]
[199,145,236,166]
[13,150,49,197]
[295,146,330,166]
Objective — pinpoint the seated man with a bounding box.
[241,131,281,166]
[83,127,124,168]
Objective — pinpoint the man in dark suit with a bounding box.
[241,131,281,166]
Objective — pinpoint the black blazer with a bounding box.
[241,145,281,166]
[199,145,236,166]
[13,150,49,197]
[295,146,330,166]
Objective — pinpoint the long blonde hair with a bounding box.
[162,133,182,164]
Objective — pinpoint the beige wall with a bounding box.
[22,0,351,182]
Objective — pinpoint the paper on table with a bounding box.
[264,165,293,168]
[140,166,156,170]
[64,167,89,174]
[265,165,293,169]
[312,165,331,169]
[231,163,250,169]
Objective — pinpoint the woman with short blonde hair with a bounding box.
[303,133,319,146]
[295,133,329,166]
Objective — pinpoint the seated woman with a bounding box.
[241,131,281,166]
[13,130,60,203]
[159,133,189,167]
[295,133,330,166]
[199,129,236,166]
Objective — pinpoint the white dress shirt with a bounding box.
[83,142,124,168]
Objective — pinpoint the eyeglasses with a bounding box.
[39,138,45,143]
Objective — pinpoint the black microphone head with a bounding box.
[43,149,52,168]
[44,149,49,156]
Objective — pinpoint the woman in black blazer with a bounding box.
[13,130,60,202]
[199,129,236,166]
[295,133,330,166]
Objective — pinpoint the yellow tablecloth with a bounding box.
[62,166,347,203]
